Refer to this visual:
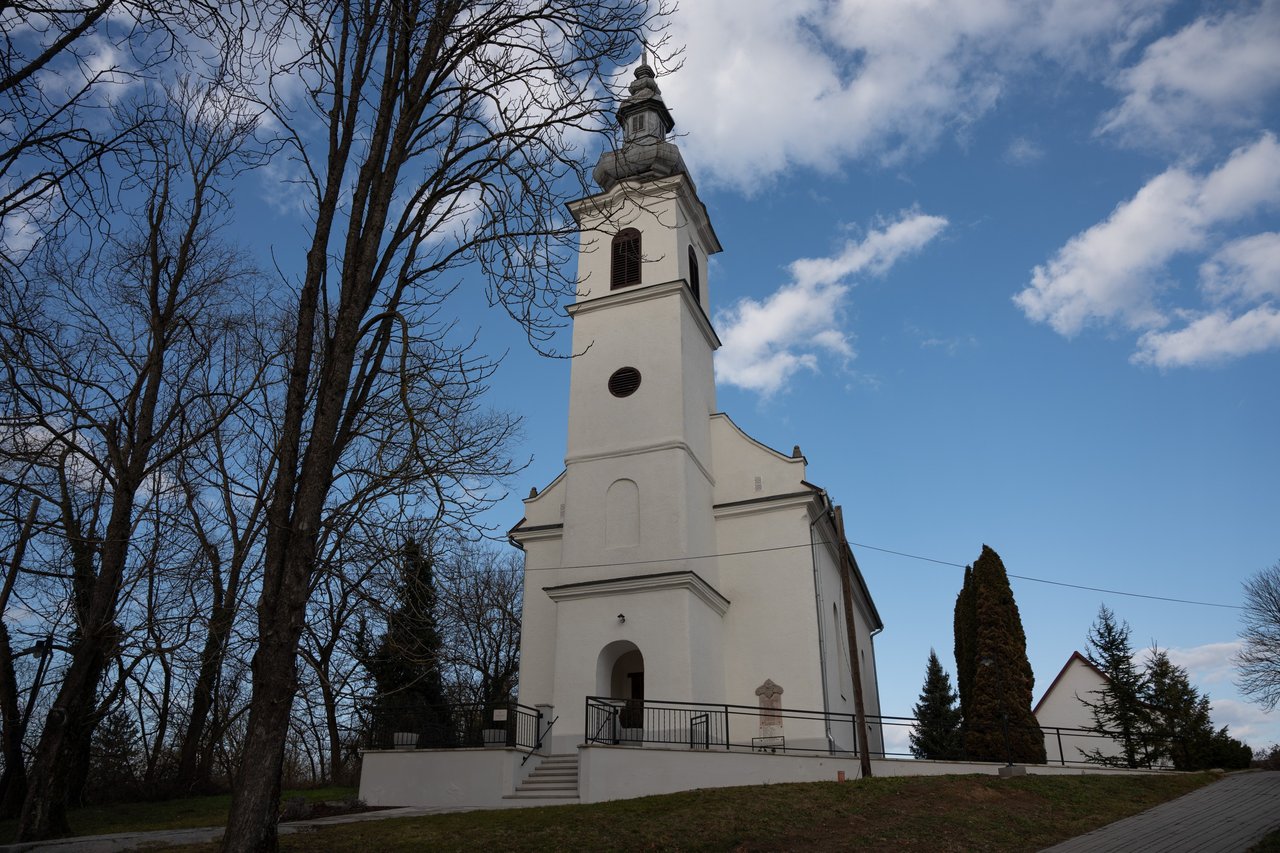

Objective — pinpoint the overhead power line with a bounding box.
[513,535,1243,610]
[845,541,1243,611]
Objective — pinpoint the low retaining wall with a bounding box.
[870,757,1165,777]
[358,745,1171,811]
[579,744,866,803]
[359,747,535,808]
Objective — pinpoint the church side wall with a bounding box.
[846,558,885,755]
[805,510,886,756]
[715,503,828,751]
[810,522,858,753]
[513,535,563,714]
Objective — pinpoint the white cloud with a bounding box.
[1016,134,1280,365]
[1015,167,1201,335]
[883,720,914,758]
[1200,233,1280,304]
[1208,697,1278,747]
[1100,4,1280,150]
[658,0,1168,192]
[715,211,947,395]
[1132,305,1280,368]
[1135,641,1280,747]
[1160,641,1241,688]
[1005,137,1045,165]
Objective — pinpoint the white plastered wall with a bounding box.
[542,585,725,753]
[1035,656,1125,764]
[569,177,716,314]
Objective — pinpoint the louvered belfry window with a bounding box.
[611,228,641,289]
[688,245,700,302]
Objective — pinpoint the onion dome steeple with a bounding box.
[593,59,690,191]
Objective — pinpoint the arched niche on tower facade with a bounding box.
[605,478,639,548]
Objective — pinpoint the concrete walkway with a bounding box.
[0,806,469,853]
[1043,771,1280,853]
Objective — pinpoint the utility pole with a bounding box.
[834,506,873,780]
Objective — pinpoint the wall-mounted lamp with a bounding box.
[617,613,625,623]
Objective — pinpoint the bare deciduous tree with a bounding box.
[1238,561,1280,711]
[3,82,266,839]
[437,541,522,707]
[170,370,279,793]
[0,498,42,815]
[222,1,668,847]
[0,0,230,267]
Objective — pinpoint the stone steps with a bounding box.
[506,753,579,802]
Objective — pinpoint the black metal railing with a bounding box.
[867,712,1173,767]
[584,696,857,753]
[583,696,1174,768]
[365,701,543,752]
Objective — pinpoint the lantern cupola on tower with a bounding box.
[593,60,688,191]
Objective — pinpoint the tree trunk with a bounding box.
[224,542,314,852]
[317,664,344,785]
[17,488,135,839]
[15,630,113,837]
[0,623,27,817]
[0,500,39,817]
[176,598,236,791]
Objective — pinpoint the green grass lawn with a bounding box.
[0,786,355,844]
[157,772,1214,852]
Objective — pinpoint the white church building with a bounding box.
[360,61,888,809]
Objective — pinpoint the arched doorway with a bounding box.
[596,640,645,729]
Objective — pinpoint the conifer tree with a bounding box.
[1081,605,1150,768]
[362,538,451,745]
[910,650,963,760]
[954,565,977,722]
[962,545,1046,763]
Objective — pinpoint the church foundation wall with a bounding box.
[577,744,867,803]
[358,748,536,809]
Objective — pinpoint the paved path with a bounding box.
[0,806,470,853]
[1043,771,1280,853]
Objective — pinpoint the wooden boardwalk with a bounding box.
[1043,771,1280,852]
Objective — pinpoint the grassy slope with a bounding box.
[168,772,1214,853]
[0,786,355,844]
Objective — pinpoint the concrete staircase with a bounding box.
[506,753,580,803]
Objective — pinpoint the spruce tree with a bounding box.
[962,545,1046,764]
[1142,648,1253,770]
[953,565,977,722]
[1080,605,1150,768]
[910,649,963,760]
[1143,648,1225,770]
[362,538,451,746]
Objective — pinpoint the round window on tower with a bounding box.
[608,367,642,398]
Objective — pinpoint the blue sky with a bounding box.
[493,0,1279,751]
[234,1,1280,750]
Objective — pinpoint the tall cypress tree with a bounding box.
[1080,605,1150,768]
[954,565,977,722]
[910,650,963,760]
[362,538,451,746]
[962,545,1046,764]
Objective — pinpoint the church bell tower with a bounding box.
[510,59,729,751]
[560,60,724,579]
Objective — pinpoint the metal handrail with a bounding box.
[523,714,558,766]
